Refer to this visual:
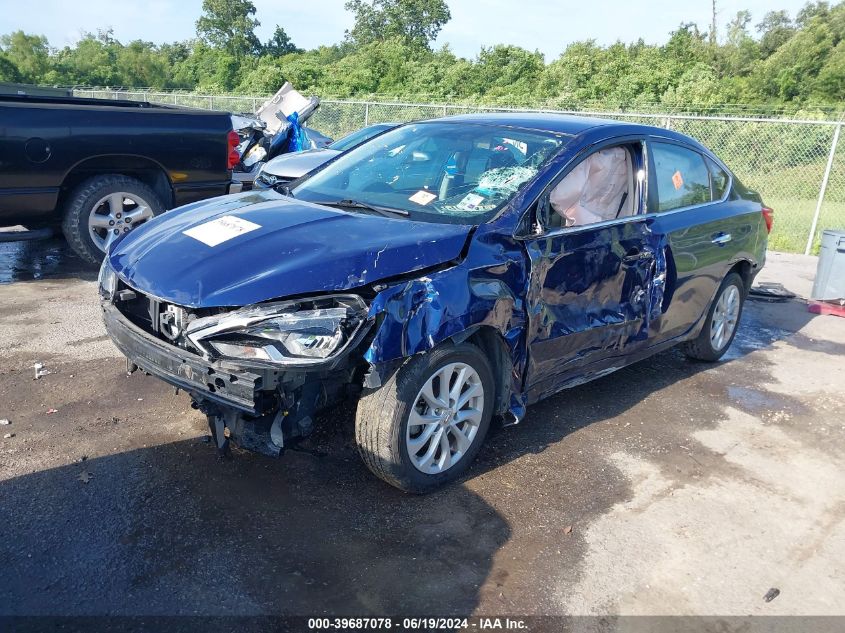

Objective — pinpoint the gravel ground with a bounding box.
[0,241,843,619]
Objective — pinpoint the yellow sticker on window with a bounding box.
[672,170,684,190]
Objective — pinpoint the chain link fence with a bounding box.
[76,89,845,254]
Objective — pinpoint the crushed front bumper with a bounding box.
[102,302,262,413]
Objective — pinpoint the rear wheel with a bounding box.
[682,272,745,361]
[62,174,164,264]
[355,343,494,493]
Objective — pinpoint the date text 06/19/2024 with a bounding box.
[307,617,528,630]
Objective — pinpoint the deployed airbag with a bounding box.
[550,147,632,226]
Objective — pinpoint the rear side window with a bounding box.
[707,157,730,199]
[651,142,711,211]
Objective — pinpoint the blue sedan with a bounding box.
[99,113,772,492]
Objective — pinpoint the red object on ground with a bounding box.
[809,300,845,318]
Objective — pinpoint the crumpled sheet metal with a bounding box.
[357,128,673,423]
[363,225,530,420]
[523,219,668,399]
[255,82,319,134]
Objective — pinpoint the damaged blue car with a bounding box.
[100,113,772,492]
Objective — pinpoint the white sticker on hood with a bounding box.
[183,215,261,247]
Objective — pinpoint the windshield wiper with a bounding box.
[315,198,410,218]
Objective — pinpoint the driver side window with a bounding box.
[546,143,643,229]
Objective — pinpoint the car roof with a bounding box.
[429,111,663,136]
[424,111,711,155]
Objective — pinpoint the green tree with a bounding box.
[236,55,287,93]
[815,39,845,98]
[115,40,168,88]
[474,45,545,101]
[172,40,240,91]
[0,31,50,82]
[661,62,729,109]
[51,30,121,86]
[757,10,795,57]
[541,40,603,103]
[797,1,830,27]
[273,46,342,92]
[264,26,300,56]
[720,10,760,77]
[196,0,262,59]
[3,0,845,112]
[663,23,709,77]
[345,0,451,49]
[753,12,835,101]
[0,53,21,82]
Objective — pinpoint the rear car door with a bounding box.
[523,139,667,400]
[644,139,758,342]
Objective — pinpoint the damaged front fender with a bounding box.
[363,224,530,420]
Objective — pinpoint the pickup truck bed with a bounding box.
[0,93,237,263]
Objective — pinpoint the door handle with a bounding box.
[711,233,732,246]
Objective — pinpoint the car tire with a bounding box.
[62,174,164,265]
[355,342,495,493]
[682,272,746,362]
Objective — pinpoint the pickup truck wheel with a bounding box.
[355,343,494,493]
[62,175,164,264]
[682,272,745,362]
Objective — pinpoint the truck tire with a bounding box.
[682,272,746,362]
[61,174,164,264]
[355,342,494,493]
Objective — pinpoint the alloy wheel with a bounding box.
[710,284,741,351]
[406,362,485,474]
[88,192,154,253]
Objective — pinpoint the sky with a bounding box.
[0,0,812,61]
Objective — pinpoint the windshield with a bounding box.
[293,122,569,224]
[328,124,394,152]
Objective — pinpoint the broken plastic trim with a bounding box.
[186,294,369,368]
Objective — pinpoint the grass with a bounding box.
[763,198,845,254]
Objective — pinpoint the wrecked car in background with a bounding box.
[231,82,332,189]
[100,113,771,492]
[253,122,400,189]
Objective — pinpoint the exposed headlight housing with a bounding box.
[186,295,369,367]
[98,258,118,300]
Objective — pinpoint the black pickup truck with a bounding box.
[0,92,240,263]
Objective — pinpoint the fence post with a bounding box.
[664,116,672,130]
[443,105,448,116]
[805,123,841,255]
[364,103,370,126]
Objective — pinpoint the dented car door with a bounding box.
[523,139,666,400]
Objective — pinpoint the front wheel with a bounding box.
[682,272,745,361]
[355,343,494,493]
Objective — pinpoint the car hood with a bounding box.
[263,149,340,179]
[108,190,471,308]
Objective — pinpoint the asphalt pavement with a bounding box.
[0,240,843,619]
